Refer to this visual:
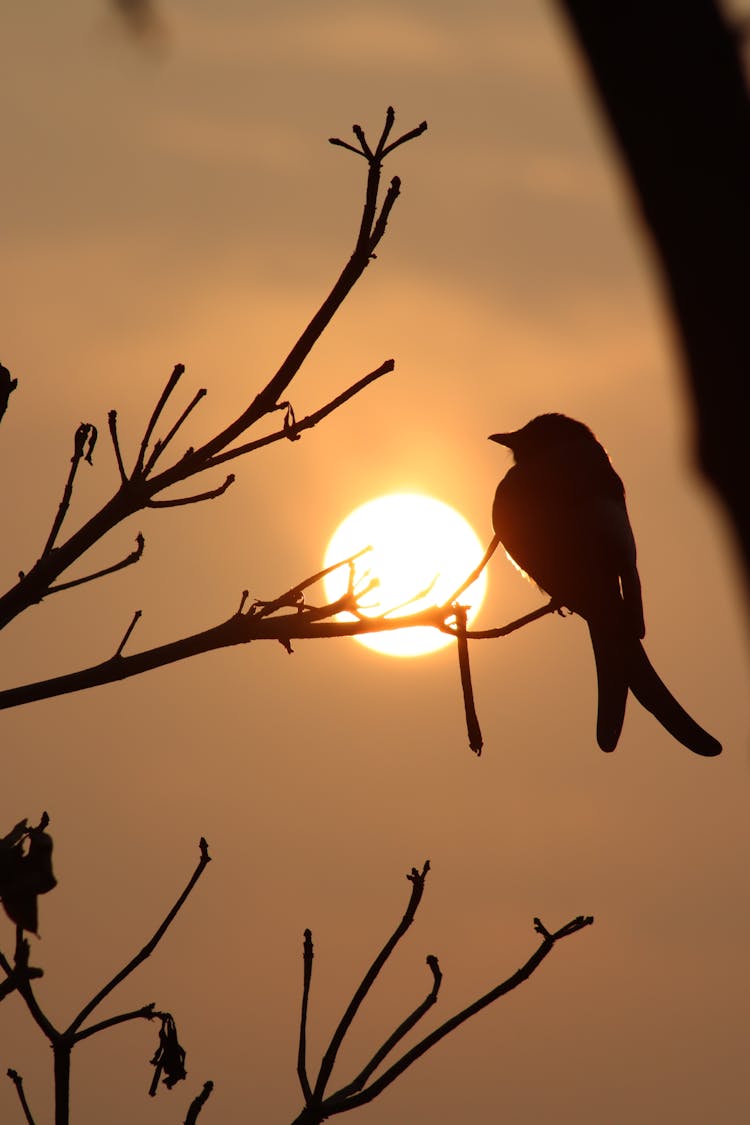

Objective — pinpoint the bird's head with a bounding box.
[489,413,598,462]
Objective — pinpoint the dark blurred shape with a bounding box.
[555,1,750,615]
[112,0,163,39]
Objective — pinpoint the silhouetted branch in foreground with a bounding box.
[6,1069,35,1125]
[292,862,593,1125]
[0,546,556,713]
[0,821,211,1125]
[0,110,425,640]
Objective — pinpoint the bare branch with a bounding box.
[297,929,314,1104]
[146,474,235,508]
[114,609,143,658]
[454,605,483,755]
[382,119,429,157]
[312,862,430,1102]
[206,360,394,469]
[72,1003,156,1044]
[339,913,594,1112]
[47,534,145,596]
[135,363,185,475]
[250,548,372,620]
[329,954,442,1103]
[42,424,97,557]
[107,410,128,484]
[143,385,207,475]
[328,137,365,157]
[441,601,558,639]
[0,115,423,643]
[184,1081,214,1125]
[0,960,44,1002]
[8,931,60,1043]
[374,106,397,156]
[65,838,210,1037]
[0,592,555,711]
[6,1069,36,1125]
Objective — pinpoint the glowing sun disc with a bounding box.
[323,493,488,657]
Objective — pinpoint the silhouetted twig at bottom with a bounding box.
[292,862,593,1124]
[6,1069,36,1125]
[184,1080,215,1125]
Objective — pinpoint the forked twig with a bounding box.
[0,111,426,643]
[66,838,211,1037]
[293,863,593,1124]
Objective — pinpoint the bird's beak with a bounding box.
[488,432,512,446]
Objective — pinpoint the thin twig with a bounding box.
[135,363,185,475]
[0,954,44,1002]
[441,601,558,639]
[383,120,429,157]
[146,474,235,508]
[330,955,442,1103]
[442,532,500,609]
[114,609,142,658]
[10,932,59,1042]
[312,862,430,1102]
[251,548,372,620]
[297,929,314,1104]
[72,1003,156,1044]
[184,1081,214,1125]
[340,914,594,1111]
[108,410,128,483]
[47,534,145,595]
[454,606,483,755]
[42,424,96,557]
[65,838,211,1037]
[143,385,207,475]
[205,360,394,469]
[6,1069,36,1125]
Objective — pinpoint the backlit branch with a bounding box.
[291,863,592,1125]
[0,111,426,640]
[0,553,555,711]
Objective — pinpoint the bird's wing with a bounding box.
[593,494,645,639]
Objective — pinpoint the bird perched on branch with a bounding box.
[489,413,721,756]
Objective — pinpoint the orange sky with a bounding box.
[1,3,749,1124]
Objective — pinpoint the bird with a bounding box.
[488,413,721,756]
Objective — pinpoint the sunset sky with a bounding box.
[2,3,749,1123]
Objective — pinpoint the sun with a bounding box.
[323,493,488,657]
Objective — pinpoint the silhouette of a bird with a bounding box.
[489,413,721,756]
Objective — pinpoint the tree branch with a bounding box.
[0,112,426,640]
[0,591,553,710]
[291,864,593,1125]
[6,1069,36,1125]
[311,862,430,1103]
[65,838,210,1037]
[337,914,594,1113]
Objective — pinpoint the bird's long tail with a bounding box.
[627,640,722,757]
[587,621,629,753]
